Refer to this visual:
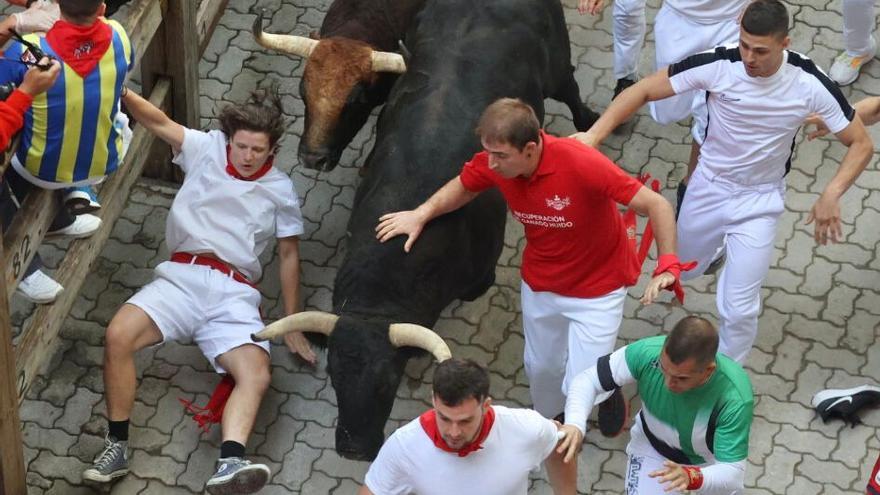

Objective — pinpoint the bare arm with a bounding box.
[571,69,677,147]
[627,186,678,304]
[854,96,880,127]
[357,486,375,495]
[120,88,185,152]
[808,116,874,244]
[375,176,480,252]
[278,236,316,365]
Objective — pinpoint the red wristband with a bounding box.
[683,466,704,490]
[652,253,698,304]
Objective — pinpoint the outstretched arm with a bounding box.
[571,69,676,148]
[375,176,479,252]
[807,96,880,139]
[120,87,185,152]
[626,186,677,304]
[278,236,316,365]
[808,116,874,245]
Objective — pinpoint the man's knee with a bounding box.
[226,346,272,393]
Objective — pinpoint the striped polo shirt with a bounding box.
[0,19,133,185]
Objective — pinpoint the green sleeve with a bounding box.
[624,335,666,381]
[711,400,753,462]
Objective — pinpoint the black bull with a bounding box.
[293,0,596,460]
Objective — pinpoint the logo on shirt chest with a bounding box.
[717,93,741,103]
[545,195,571,211]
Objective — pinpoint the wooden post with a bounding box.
[166,0,200,130]
[0,229,27,495]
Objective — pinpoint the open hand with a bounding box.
[806,194,842,245]
[284,332,317,366]
[648,461,690,492]
[640,272,675,305]
[376,210,425,252]
[804,113,831,141]
[555,423,584,464]
[578,0,606,15]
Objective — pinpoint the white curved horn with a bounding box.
[251,311,339,342]
[252,13,318,58]
[388,323,452,362]
[371,51,406,73]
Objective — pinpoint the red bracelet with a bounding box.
[683,466,704,490]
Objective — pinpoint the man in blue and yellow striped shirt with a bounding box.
[0,0,134,304]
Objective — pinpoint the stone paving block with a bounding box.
[275,444,322,491]
[29,451,88,486]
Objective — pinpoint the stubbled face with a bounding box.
[739,29,789,78]
[481,138,538,179]
[299,38,381,171]
[432,396,490,450]
[659,350,716,394]
[228,130,273,177]
[327,318,407,460]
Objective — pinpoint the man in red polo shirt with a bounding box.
[377,97,681,436]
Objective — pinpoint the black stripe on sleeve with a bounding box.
[706,406,721,455]
[786,51,855,122]
[597,354,618,392]
[668,46,741,78]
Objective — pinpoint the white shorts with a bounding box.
[650,5,740,139]
[128,261,269,373]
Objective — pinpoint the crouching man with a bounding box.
[559,316,754,494]
[81,82,315,494]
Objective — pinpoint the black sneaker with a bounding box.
[597,387,628,437]
[82,435,129,483]
[206,457,270,494]
[812,385,880,427]
[612,77,636,100]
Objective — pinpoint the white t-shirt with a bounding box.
[364,406,559,495]
[166,128,304,281]
[665,0,749,24]
[669,46,855,185]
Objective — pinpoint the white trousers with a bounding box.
[613,0,647,80]
[522,282,627,418]
[649,5,740,133]
[624,453,739,495]
[843,0,877,55]
[677,167,785,364]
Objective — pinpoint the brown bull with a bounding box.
[253,0,424,171]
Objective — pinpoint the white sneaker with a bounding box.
[17,270,63,304]
[829,36,877,86]
[47,213,101,239]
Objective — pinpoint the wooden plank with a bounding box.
[2,189,57,305]
[12,80,172,404]
[165,0,200,129]
[196,0,230,53]
[0,233,25,495]
[123,0,167,71]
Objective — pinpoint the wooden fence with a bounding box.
[0,0,228,492]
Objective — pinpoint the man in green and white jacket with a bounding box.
[558,316,753,494]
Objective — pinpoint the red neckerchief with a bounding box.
[419,406,495,457]
[179,375,235,433]
[225,145,274,181]
[46,19,112,78]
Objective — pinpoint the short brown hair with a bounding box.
[58,0,104,22]
[475,98,540,151]
[663,316,718,367]
[218,81,287,149]
[432,359,490,406]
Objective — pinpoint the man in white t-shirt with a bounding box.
[81,83,316,494]
[573,0,874,364]
[360,359,576,495]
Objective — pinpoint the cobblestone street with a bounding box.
[3,0,879,493]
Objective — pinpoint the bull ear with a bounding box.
[309,30,321,40]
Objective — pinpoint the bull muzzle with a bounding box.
[252,9,407,74]
[251,312,451,362]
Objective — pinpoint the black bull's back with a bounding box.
[325,0,588,459]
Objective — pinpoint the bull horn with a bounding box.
[371,51,406,74]
[388,323,452,362]
[252,10,318,58]
[251,311,339,342]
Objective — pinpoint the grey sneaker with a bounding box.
[206,457,270,494]
[82,435,129,483]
